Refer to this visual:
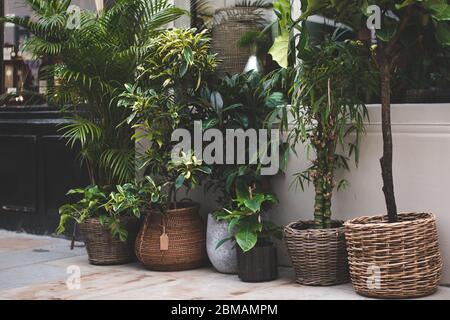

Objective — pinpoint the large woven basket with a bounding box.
[285,221,350,286]
[135,203,207,271]
[345,212,443,298]
[212,8,261,76]
[79,217,139,265]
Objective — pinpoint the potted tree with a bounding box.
[215,184,281,283]
[282,0,447,297]
[274,32,376,286]
[118,28,216,271]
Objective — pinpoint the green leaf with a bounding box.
[179,62,188,77]
[376,27,396,42]
[395,0,416,10]
[228,217,240,234]
[175,174,185,189]
[427,3,450,21]
[300,0,329,20]
[243,194,265,213]
[235,227,258,252]
[269,31,290,69]
[435,22,450,45]
[183,46,194,64]
[210,91,224,111]
[265,92,285,108]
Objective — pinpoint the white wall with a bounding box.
[192,104,450,284]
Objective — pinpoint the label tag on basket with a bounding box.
[160,225,169,251]
[160,233,169,251]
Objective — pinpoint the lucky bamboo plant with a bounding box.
[275,33,377,229]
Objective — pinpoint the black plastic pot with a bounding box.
[237,241,278,283]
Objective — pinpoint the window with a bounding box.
[1,1,101,106]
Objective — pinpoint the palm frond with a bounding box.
[59,117,102,149]
[100,149,136,185]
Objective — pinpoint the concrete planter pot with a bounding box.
[206,214,237,274]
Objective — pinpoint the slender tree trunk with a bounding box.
[379,50,398,223]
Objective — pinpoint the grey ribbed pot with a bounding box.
[206,214,237,274]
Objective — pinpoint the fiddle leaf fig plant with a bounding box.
[270,0,450,223]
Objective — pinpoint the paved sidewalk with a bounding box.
[0,230,449,300]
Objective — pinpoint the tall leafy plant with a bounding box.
[195,72,286,252]
[270,0,450,223]
[1,0,186,187]
[118,28,217,210]
[285,35,376,229]
[196,71,287,204]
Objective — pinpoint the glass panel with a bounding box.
[1,0,100,106]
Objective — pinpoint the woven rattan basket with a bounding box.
[212,7,262,76]
[79,216,139,265]
[345,212,443,298]
[285,221,350,286]
[135,203,207,271]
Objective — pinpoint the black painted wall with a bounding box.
[0,105,89,234]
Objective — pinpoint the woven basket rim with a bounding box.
[146,202,200,216]
[344,212,436,229]
[82,215,138,225]
[285,220,345,234]
[215,6,264,15]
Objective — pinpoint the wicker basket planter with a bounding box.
[345,212,443,298]
[79,217,140,266]
[285,221,350,286]
[237,240,278,283]
[135,203,207,271]
[212,8,261,76]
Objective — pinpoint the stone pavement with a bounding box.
[1,230,449,300]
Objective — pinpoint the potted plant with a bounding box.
[273,29,376,285]
[214,184,281,283]
[57,184,145,265]
[195,71,286,274]
[118,28,216,271]
[283,0,446,297]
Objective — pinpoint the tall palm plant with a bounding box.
[1,0,186,187]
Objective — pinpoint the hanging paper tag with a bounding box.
[160,224,169,251]
[160,233,169,251]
